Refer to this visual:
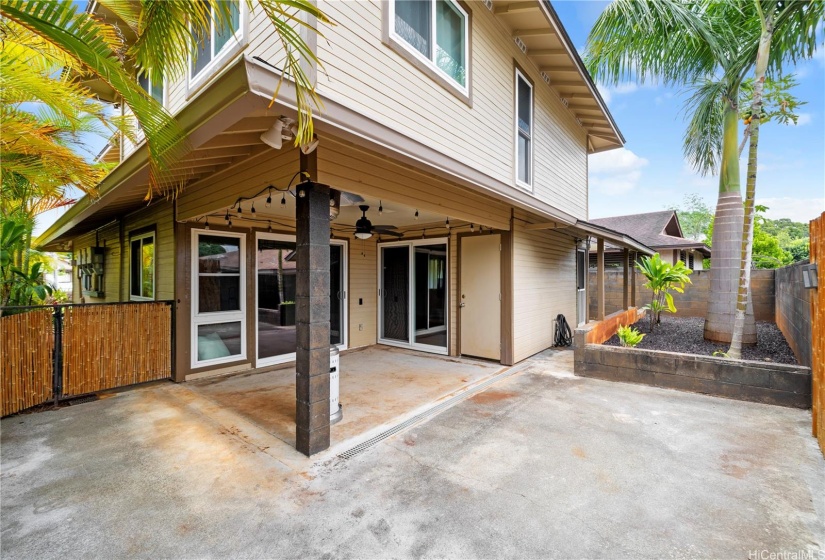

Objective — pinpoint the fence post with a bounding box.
[53,305,64,405]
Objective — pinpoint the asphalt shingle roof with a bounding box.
[589,211,710,254]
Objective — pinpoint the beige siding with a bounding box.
[512,209,576,362]
[69,201,175,304]
[346,234,378,349]
[316,0,588,219]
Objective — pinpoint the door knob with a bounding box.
[459,302,465,308]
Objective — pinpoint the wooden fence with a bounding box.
[1,308,55,416]
[811,213,824,457]
[0,301,172,417]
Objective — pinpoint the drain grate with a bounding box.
[337,361,531,460]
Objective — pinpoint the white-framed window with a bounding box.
[129,232,155,301]
[515,68,533,189]
[390,0,469,92]
[188,0,246,93]
[138,72,164,105]
[191,229,246,368]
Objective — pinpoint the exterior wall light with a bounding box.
[802,263,818,289]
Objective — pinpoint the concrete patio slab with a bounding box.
[1,350,822,559]
[188,345,503,449]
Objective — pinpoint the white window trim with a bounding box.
[388,0,470,96]
[138,73,166,108]
[254,233,348,368]
[191,229,247,368]
[514,67,533,192]
[186,1,249,96]
[376,237,450,356]
[129,231,155,302]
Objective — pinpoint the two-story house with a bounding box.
[36,0,649,455]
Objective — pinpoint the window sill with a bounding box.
[515,179,533,193]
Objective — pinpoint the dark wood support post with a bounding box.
[295,152,331,456]
[622,248,630,310]
[630,251,637,307]
[596,238,605,321]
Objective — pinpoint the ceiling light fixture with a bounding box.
[355,205,373,239]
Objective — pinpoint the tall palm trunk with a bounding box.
[729,6,773,359]
[703,95,757,344]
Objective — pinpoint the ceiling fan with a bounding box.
[354,205,402,239]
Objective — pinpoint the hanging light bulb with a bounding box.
[224,210,230,222]
[470,223,475,233]
[251,202,256,215]
[237,203,242,214]
[228,218,233,229]
[422,228,426,239]
[281,193,286,208]
[204,216,210,230]
[378,201,383,216]
[414,209,419,220]
[268,220,272,233]
[446,218,450,230]
[265,187,272,208]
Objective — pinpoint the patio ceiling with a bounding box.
[490,1,623,153]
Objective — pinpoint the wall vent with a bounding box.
[482,0,493,11]
[561,98,569,107]
[514,36,527,53]
[540,71,551,84]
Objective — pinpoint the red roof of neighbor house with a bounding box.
[589,211,711,255]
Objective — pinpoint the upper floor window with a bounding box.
[130,232,155,300]
[515,68,533,188]
[190,0,242,86]
[138,73,164,105]
[392,0,468,91]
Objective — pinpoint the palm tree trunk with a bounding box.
[704,95,756,344]
[729,9,773,359]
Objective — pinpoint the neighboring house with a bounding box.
[36,1,650,453]
[588,210,710,270]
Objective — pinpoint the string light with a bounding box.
[228,218,233,229]
[470,223,474,233]
[251,202,256,214]
[445,218,450,230]
[422,228,426,239]
[281,193,286,208]
[265,187,272,208]
[204,217,210,230]
[224,210,230,222]
[268,220,273,233]
[414,209,419,220]
[237,203,242,214]
[379,201,383,216]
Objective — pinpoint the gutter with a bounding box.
[540,0,625,145]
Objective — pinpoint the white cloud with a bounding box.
[655,92,674,105]
[680,162,717,190]
[596,82,642,105]
[793,113,812,126]
[589,148,649,195]
[756,197,825,223]
[596,84,611,103]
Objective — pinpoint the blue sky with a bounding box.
[554,0,825,223]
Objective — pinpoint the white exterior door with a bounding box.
[460,234,501,360]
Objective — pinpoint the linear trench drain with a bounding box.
[337,361,531,460]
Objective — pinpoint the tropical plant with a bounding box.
[0,219,53,308]
[0,0,330,199]
[635,253,693,332]
[728,0,823,360]
[617,325,645,348]
[585,0,819,346]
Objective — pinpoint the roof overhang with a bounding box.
[490,0,624,153]
[572,220,654,255]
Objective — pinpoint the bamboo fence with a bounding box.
[1,308,55,416]
[62,302,172,396]
[811,213,824,457]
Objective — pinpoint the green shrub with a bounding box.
[617,325,645,348]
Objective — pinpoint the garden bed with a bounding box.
[603,316,798,365]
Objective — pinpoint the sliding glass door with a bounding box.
[379,239,448,354]
[256,233,347,366]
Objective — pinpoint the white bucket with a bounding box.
[330,346,343,424]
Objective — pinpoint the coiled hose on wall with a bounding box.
[553,314,573,347]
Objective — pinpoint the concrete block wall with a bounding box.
[774,262,813,368]
[588,269,775,322]
[573,338,811,409]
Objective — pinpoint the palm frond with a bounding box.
[682,79,728,175]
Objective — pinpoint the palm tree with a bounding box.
[728,0,823,359]
[585,0,814,345]
[0,0,330,199]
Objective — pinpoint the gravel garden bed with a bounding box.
[603,316,798,365]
